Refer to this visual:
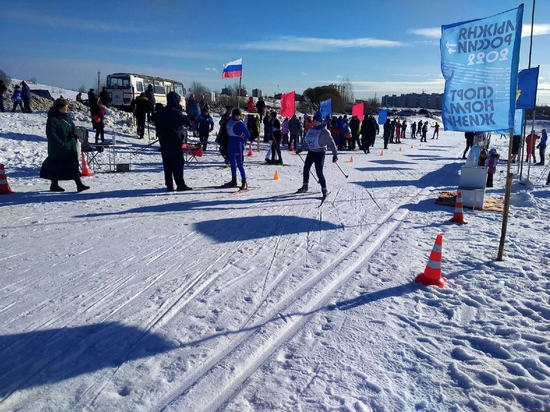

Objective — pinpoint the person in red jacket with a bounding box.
[247,96,256,113]
[93,103,106,144]
[525,131,540,163]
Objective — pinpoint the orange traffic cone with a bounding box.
[399,147,402,152]
[247,143,253,156]
[0,164,14,194]
[273,170,279,180]
[415,234,446,287]
[410,144,414,149]
[419,143,422,147]
[81,153,94,177]
[380,150,384,156]
[350,156,354,163]
[450,191,467,224]
[289,141,294,152]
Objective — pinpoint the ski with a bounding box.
[317,191,330,207]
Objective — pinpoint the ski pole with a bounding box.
[297,152,319,184]
[335,161,348,178]
[132,139,159,155]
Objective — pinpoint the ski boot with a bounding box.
[221,177,238,188]
[296,184,308,194]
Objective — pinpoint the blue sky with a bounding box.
[1,0,549,104]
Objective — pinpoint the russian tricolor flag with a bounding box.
[221,58,242,79]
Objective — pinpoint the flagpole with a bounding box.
[498,1,535,260]
[236,76,242,109]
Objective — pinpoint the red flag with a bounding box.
[352,102,364,121]
[281,91,295,117]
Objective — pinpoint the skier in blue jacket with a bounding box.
[295,111,338,199]
[221,108,250,190]
[21,81,32,113]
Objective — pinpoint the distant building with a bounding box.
[381,92,443,110]
[252,89,263,98]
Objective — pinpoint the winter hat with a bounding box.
[52,98,69,111]
[543,129,547,133]
[313,111,323,122]
[166,91,181,109]
[270,111,278,118]
[232,107,242,117]
[489,148,497,155]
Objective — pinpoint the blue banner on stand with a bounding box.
[378,109,388,125]
[320,98,332,120]
[440,5,523,132]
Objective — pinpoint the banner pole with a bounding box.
[236,76,242,110]
[497,128,515,260]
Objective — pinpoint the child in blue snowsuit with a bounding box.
[221,108,250,190]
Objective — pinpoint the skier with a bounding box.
[295,111,338,199]
[221,108,250,190]
[410,121,416,139]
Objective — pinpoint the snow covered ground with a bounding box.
[1,95,550,412]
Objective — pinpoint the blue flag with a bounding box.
[320,98,332,120]
[496,109,524,135]
[516,67,539,109]
[440,5,523,132]
[378,109,388,125]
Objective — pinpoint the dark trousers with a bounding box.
[539,146,546,165]
[289,134,299,149]
[11,102,24,112]
[486,173,494,188]
[383,136,390,149]
[23,99,32,113]
[0,96,4,112]
[351,133,359,150]
[136,114,146,139]
[303,151,327,189]
[199,133,209,150]
[161,147,185,189]
[271,133,282,163]
[95,126,105,143]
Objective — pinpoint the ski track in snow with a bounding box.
[1,104,550,411]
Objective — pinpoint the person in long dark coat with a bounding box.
[155,91,192,191]
[361,115,377,153]
[40,98,90,192]
[383,119,391,149]
[21,81,32,113]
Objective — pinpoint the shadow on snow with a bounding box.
[0,322,175,398]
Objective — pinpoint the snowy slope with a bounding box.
[1,106,550,412]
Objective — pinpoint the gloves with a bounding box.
[333,155,338,163]
[536,145,540,149]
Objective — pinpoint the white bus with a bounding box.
[106,73,186,111]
